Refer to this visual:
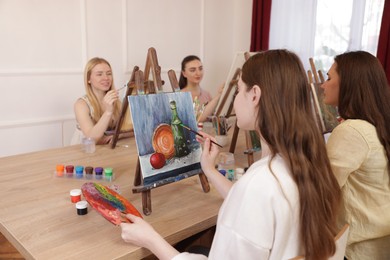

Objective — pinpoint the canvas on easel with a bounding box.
[118,48,209,215]
[129,92,202,184]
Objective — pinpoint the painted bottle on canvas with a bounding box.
[170,100,190,157]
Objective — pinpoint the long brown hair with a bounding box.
[241,50,340,260]
[84,57,121,129]
[335,51,390,173]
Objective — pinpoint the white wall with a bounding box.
[0,0,252,157]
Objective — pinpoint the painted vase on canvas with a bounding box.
[170,100,190,157]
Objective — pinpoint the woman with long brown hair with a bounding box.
[120,50,340,260]
[322,50,390,259]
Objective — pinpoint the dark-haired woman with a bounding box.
[322,50,390,260]
[179,55,223,122]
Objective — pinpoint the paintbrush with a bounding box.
[117,84,128,91]
[179,123,223,148]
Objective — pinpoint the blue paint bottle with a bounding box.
[75,166,84,179]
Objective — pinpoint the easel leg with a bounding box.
[142,190,152,216]
[198,173,210,193]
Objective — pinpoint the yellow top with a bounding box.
[327,119,390,260]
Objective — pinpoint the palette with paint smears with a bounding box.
[81,182,142,225]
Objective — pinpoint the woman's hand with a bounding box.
[197,130,233,198]
[96,135,112,145]
[103,89,119,113]
[120,214,180,259]
[197,131,220,174]
[120,214,159,248]
[217,82,225,96]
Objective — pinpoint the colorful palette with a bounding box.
[81,182,142,225]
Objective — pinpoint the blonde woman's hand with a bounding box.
[103,89,119,113]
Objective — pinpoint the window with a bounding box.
[314,0,385,71]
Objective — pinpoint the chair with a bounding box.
[290,224,350,260]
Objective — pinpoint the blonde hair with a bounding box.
[84,57,121,129]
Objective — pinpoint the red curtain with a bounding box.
[377,0,390,85]
[250,0,272,52]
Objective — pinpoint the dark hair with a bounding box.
[335,50,390,173]
[242,50,340,260]
[179,55,201,89]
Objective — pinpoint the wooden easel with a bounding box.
[111,47,163,149]
[118,49,210,215]
[307,58,339,134]
[110,66,139,149]
[216,52,260,166]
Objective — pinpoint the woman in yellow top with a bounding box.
[179,55,223,122]
[322,51,390,259]
[72,57,131,145]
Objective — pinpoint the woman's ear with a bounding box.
[251,85,261,105]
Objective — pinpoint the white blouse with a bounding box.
[173,154,302,260]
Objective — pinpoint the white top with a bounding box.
[71,96,94,145]
[172,154,302,260]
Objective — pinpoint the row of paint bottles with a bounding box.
[55,165,113,181]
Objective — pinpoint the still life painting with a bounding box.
[129,92,202,185]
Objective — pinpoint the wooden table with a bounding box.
[0,130,257,259]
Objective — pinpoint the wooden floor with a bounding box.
[0,232,24,260]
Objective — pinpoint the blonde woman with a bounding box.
[71,57,129,145]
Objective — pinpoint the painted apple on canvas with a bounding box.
[150,152,165,169]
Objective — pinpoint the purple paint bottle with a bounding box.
[95,167,103,180]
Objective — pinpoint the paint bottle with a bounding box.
[76,200,88,215]
[227,169,235,181]
[85,166,93,179]
[75,166,84,179]
[56,164,64,177]
[95,167,103,180]
[104,167,113,181]
[218,169,226,176]
[70,189,82,203]
[65,165,74,178]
